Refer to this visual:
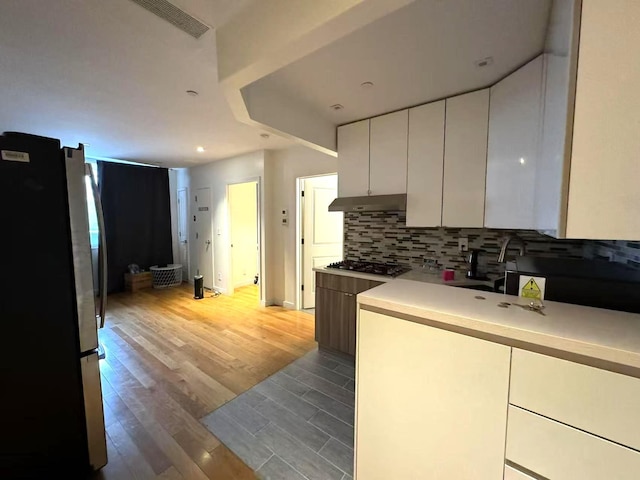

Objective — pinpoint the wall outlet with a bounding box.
[217,272,222,282]
[458,237,469,252]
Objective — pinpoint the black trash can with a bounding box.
[194,275,204,299]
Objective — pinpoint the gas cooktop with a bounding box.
[326,260,410,278]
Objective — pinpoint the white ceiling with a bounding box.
[254,0,552,125]
[0,0,293,167]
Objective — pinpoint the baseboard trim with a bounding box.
[283,301,295,310]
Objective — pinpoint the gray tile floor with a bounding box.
[201,348,355,480]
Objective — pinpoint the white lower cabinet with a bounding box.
[355,310,640,479]
[355,310,511,480]
[506,406,640,480]
[510,348,640,451]
[503,465,535,480]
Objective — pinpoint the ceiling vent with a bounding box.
[129,0,210,39]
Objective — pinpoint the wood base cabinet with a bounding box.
[315,286,356,355]
[314,272,383,356]
[355,309,511,479]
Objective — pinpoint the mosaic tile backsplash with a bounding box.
[586,240,640,270]
[343,211,607,278]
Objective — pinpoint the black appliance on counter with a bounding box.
[505,257,640,313]
[466,249,489,280]
[326,260,410,278]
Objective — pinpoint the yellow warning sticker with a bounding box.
[519,276,546,301]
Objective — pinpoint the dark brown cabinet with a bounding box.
[315,272,384,356]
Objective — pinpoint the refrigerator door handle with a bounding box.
[86,164,108,328]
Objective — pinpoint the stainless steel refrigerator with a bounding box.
[0,132,108,476]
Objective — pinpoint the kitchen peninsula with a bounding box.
[355,280,640,480]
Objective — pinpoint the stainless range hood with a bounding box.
[328,194,406,212]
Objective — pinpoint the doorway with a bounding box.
[298,174,343,310]
[193,187,213,290]
[228,181,259,301]
[177,188,189,282]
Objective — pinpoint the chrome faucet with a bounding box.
[497,234,527,263]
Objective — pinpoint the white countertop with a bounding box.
[313,265,495,287]
[358,280,640,370]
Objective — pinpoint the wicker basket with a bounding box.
[149,264,182,288]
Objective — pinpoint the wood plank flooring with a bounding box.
[92,284,316,480]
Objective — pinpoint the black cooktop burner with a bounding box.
[326,260,410,278]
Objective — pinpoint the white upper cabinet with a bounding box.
[369,110,408,195]
[485,55,544,229]
[565,1,640,239]
[442,89,489,228]
[337,119,370,198]
[406,101,445,227]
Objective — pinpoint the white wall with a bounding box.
[177,151,266,301]
[175,145,337,307]
[265,146,338,307]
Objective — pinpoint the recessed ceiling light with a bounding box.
[361,81,374,89]
[186,90,199,97]
[519,157,526,165]
[474,56,494,68]
[260,133,270,139]
[196,146,205,152]
[330,104,344,111]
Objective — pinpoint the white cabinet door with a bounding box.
[566,1,640,239]
[485,55,544,229]
[356,309,511,480]
[337,120,370,197]
[442,89,489,227]
[406,101,445,227]
[506,406,640,480]
[535,53,571,234]
[369,110,408,195]
[510,349,640,452]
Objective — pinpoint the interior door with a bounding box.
[303,175,343,308]
[193,188,213,289]
[177,188,189,281]
[229,181,258,289]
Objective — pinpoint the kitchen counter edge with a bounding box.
[358,279,640,375]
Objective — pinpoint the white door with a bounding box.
[303,175,343,308]
[177,188,189,281]
[193,188,213,289]
[228,181,258,290]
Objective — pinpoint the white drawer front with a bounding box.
[510,348,640,450]
[506,406,640,480]
[504,465,535,480]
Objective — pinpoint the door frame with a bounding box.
[226,177,263,304]
[194,187,214,289]
[295,173,339,311]
[177,187,190,281]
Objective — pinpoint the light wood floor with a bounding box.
[93,284,316,480]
